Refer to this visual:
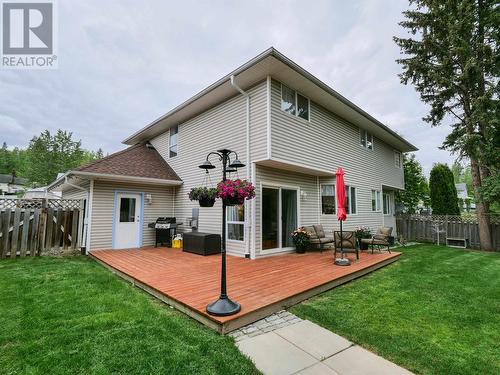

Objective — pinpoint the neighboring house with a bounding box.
[0,174,27,195]
[23,186,62,199]
[455,183,475,211]
[456,183,468,200]
[48,48,417,258]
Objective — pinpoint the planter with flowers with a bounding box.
[354,226,372,250]
[216,179,256,206]
[291,227,311,254]
[188,187,218,207]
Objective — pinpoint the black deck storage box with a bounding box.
[183,232,221,256]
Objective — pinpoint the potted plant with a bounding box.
[188,187,218,207]
[291,227,311,254]
[354,226,372,250]
[216,179,256,206]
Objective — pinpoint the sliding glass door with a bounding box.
[262,186,298,250]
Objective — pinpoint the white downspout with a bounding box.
[65,176,90,253]
[86,179,94,254]
[230,75,251,258]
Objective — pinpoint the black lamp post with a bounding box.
[199,148,245,316]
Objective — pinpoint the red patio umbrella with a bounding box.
[335,168,350,266]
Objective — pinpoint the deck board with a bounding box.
[91,247,400,333]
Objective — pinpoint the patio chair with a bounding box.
[305,225,334,252]
[334,231,359,260]
[361,227,393,253]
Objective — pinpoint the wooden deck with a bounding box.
[91,247,400,334]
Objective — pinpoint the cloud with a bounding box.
[0,0,456,175]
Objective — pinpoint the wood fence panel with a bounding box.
[0,203,80,259]
[54,210,62,251]
[20,210,31,257]
[10,209,21,258]
[31,209,41,256]
[1,209,8,258]
[45,208,54,250]
[396,214,499,250]
[62,210,69,250]
[71,210,79,250]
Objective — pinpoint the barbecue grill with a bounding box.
[148,217,178,247]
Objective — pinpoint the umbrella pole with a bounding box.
[335,219,351,266]
[340,220,343,259]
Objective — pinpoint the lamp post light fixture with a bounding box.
[199,148,245,316]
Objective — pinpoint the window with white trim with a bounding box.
[371,190,381,211]
[281,84,310,121]
[383,192,392,215]
[169,126,178,158]
[345,185,357,214]
[360,129,373,150]
[321,184,335,214]
[394,151,402,168]
[227,205,244,241]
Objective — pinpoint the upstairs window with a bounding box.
[394,151,402,168]
[321,184,335,214]
[281,84,310,121]
[169,126,178,158]
[360,129,373,150]
[371,190,381,211]
[345,185,357,214]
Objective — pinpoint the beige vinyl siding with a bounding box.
[270,78,401,236]
[90,181,174,250]
[150,81,268,256]
[254,165,318,257]
[61,180,90,200]
[149,131,170,160]
[270,79,404,189]
[248,80,268,161]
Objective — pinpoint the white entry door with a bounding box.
[114,192,142,249]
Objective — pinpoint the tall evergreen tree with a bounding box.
[394,0,498,249]
[429,164,461,215]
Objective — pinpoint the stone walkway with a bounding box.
[231,311,414,375]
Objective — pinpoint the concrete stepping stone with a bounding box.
[274,320,352,360]
[323,345,414,375]
[236,331,317,375]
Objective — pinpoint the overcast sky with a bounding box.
[0,0,456,175]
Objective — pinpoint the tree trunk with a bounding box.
[470,158,493,250]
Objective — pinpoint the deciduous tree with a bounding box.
[396,154,430,213]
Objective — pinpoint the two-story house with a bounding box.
[48,48,417,258]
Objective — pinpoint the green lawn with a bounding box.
[292,245,500,375]
[0,256,258,375]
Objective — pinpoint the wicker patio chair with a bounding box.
[334,231,358,260]
[360,227,393,253]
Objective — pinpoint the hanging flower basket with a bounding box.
[199,196,216,207]
[188,187,218,207]
[217,179,256,206]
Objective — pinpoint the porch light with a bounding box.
[229,158,245,169]
[199,160,216,170]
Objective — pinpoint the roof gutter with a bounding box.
[70,171,183,186]
[48,171,183,190]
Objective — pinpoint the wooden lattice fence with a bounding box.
[396,214,500,250]
[0,199,82,258]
